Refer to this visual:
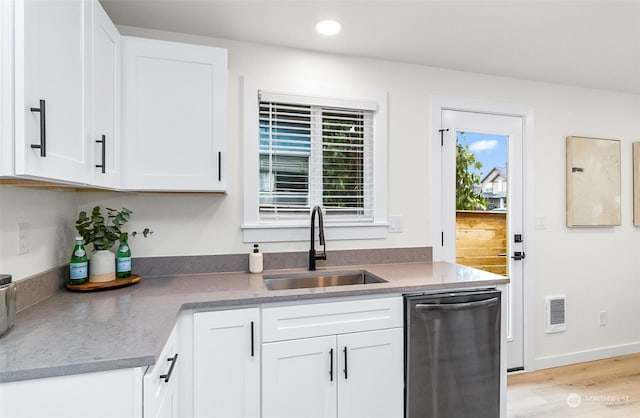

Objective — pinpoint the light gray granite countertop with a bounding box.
[0,261,508,383]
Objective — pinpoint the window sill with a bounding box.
[242,222,389,243]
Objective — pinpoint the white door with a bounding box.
[441,109,525,370]
[193,308,260,418]
[121,36,227,191]
[143,326,178,418]
[262,335,337,418]
[337,328,404,418]
[15,0,89,183]
[90,0,120,188]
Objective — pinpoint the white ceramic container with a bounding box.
[90,250,116,283]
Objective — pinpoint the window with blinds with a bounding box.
[259,100,374,221]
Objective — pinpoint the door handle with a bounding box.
[30,99,46,157]
[329,348,334,381]
[250,321,255,357]
[96,135,106,173]
[416,297,499,311]
[159,353,179,383]
[511,251,526,261]
[343,347,348,379]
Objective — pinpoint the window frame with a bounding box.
[242,77,388,243]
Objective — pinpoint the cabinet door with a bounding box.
[90,0,120,188]
[262,336,337,418]
[14,0,89,183]
[144,325,179,418]
[0,367,144,418]
[121,36,227,191]
[0,0,14,175]
[194,308,260,418]
[337,328,404,418]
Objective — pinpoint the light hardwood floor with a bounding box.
[507,353,640,417]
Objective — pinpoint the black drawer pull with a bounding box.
[159,353,178,383]
[30,99,46,157]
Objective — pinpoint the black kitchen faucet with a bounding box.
[309,206,327,270]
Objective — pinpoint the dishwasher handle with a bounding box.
[415,297,499,312]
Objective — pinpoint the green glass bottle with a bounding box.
[116,236,132,278]
[69,236,88,285]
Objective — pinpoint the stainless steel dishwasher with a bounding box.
[404,288,501,418]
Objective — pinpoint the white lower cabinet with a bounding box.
[193,308,260,418]
[262,329,404,418]
[0,327,180,418]
[262,335,337,418]
[143,325,179,418]
[261,296,404,418]
[0,297,403,418]
[0,367,145,418]
[336,328,404,418]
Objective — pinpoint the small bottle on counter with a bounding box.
[116,235,132,278]
[69,236,88,285]
[249,244,263,274]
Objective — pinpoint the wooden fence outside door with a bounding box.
[456,210,507,275]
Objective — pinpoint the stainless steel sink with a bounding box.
[263,270,387,290]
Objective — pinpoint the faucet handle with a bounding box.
[317,242,327,260]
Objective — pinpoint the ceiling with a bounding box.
[99,0,640,94]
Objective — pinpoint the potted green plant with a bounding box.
[75,207,152,282]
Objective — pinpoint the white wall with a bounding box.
[3,26,640,366]
[0,186,77,279]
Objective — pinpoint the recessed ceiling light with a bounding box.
[315,20,342,36]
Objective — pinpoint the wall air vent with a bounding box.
[545,295,567,333]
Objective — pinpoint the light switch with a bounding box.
[389,215,404,233]
[17,222,29,254]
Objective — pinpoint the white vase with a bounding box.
[90,250,116,283]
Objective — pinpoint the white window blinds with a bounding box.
[259,94,374,221]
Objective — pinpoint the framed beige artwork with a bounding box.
[566,136,621,227]
[634,143,640,226]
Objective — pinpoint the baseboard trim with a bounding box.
[533,342,640,370]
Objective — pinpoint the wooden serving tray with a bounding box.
[66,274,141,292]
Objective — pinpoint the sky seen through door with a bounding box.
[457,131,508,179]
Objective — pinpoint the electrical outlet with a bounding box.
[388,215,404,233]
[17,222,29,255]
[599,310,608,327]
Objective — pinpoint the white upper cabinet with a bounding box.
[89,0,121,188]
[121,36,228,191]
[0,0,14,176]
[14,0,89,183]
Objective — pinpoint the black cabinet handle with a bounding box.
[95,135,106,173]
[30,99,46,157]
[218,151,222,181]
[329,348,334,381]
[159,353,178,383]
[343,347,348,379]
[250,321,255,357]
